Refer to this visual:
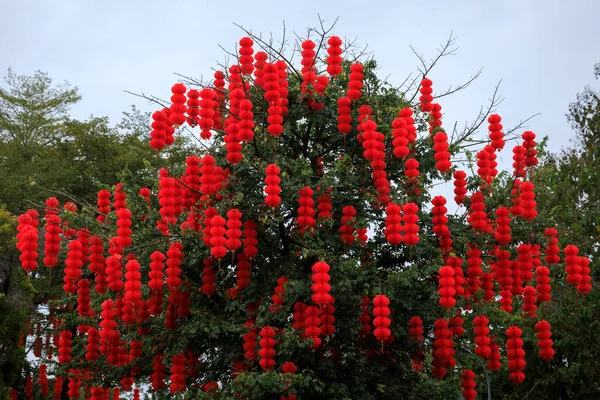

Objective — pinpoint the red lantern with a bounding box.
[487,113,504,150]
[235,253,252,290]
[58,330,73,364]
[466,244,482,296]
[238,37,255,75]
[336,96,352,135]
[522,130,538,166]
[372,295,391,343]
[169,83,187,126]
[577,256,592,294]
[480,272,495,302]
[150,110,168,150]
[564,245,582,285]
[453,170,468,205]
[63,239,83,294]
[39,364,48,396]
[494,207,512,245]
[317,187,333,220]
[326,36,343,76]
[201,257,217,297]
[535,320,555,360]
[419,78,434,112]
[487,337,502,371]
[304,306,322,348]
[347,63,364,101]
[433,130,451,173]
[402,202,420,246]
[243,220,259,259]
[311,261,332,305]
[460,370,477,400]
[265,164,282,208]
[209,214,227,259]
[340,205,356,245]
[226,209,243,251]
[169,353,187,394]
[512,145,527,178]
[438,265,456,310]
[449,315,464,337]
[258,326,277,371]
[85,327,100,361]
[359,296,372,336]
[544,228,561,265]
[238,98,255,142]
[384,203,403,245]
[96,189,111,222]
[467,192,487,232]
[43,213,61,268]
[432,318,455,379]
[521,285,537,318]
[297,187,316,234]
[518,181,537,221]
[473,315,491,357]
[506,326,526,384]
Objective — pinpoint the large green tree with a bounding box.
[5,30,597,400]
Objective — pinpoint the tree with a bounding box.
[514,62,600,398]
[0,70,195,214]
[6,25,595,400]
[0,70,197,398]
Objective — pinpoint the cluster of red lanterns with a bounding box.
[384,203,403,245]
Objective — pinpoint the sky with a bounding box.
[1,0,599,156]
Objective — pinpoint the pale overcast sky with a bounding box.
[1,0,598,154]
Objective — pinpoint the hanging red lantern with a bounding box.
[577,256,592,294]
[512,145,527,178]
[235,253,252,290]
[487,337,502,371]
[43,214,61,268]
[460,370,477,400]
[201,257,217,296]
[473,315,491,358]
[63,239,83,294]
[39,364,48,397]
[438,265,456,310]
[340,205,356,245]
[311,261,332,305]
[347,63,364,101]
[419,78,434,112]
[506,326,526,384]
[243,220,259,259]
[258,326,277,371]
[465,244,482,296]
[238,98,255,142]
[320,299,336,336]
[522,285,537,318]
[384,203,403,245]
[494,207,512,245]
[336,96,352,135]
[433,130,451,173]
[480,272,495,302]
[467,192,487,232]
[226,208,243,251]
[449,315,464,337]
[518,181,537,221]
[402,202,420,246]
[535,320,555,360]
[304,306,322,348]
[326,36,343,76]
[544,228,561,265]
[238,37,255,75]
[265,164,282,208]
[85,327,100,361]
[150,110,168,150]
[522,131,538,167]
[317,187,333,220]
[488,113,505,150]
[564,245,582,285]
[58,330,73,364]
[169,353,187,394]
[169,83,187,126]
[297,187,316,234]
[209,214,227,259]
[453,170,468,205]
[372,295,391,343]
[432,318,455,379]
[96,189,111,223]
